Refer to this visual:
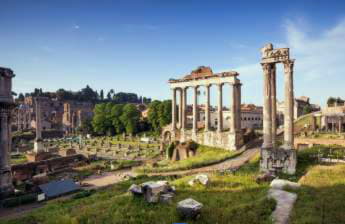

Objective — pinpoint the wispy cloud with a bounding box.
[220,18,345,105]
[74,25,80,29]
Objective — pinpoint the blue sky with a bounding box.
[1,0,345,107]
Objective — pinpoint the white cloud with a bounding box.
[219,18,345,106]
[74,25,80,29]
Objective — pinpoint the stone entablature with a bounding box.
[167,66,243,150]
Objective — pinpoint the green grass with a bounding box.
[135,145,241,173]
[290,164,345,224]
[0,156,275,224]
[10,154,28,165]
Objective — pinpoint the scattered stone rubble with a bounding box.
[177,198,203,220]
[128,180,175,203]
[188,174,209,186]
[268,179,300,224]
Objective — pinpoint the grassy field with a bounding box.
[0,156,275,224]
[135,145,241,173]
[10,154,28,165]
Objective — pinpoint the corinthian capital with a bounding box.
[261,63,273,74]
[283,59,295,72]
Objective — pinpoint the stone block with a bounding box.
[177,198,203,220]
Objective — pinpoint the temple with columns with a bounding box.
[166,66,243,150]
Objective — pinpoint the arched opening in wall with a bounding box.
[163,130,172,144]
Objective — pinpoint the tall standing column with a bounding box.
[230,84,237,133]
[338,117,342,133]
[192,86,198,133]
[181,87,187,130]
[234,83,242,131]
[205,85,211,131]
[217,84,223,132]
[171,88,177,131]
[178,89,183,129]
[283,60,295,149]
[270,64,277,147]
[262,63,273,148]
[35,98,42,140]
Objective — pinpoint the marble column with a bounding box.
[234,83,242,131]
[0,107,14,197]
[338,117,342,133]
[35,98,42,140]
[230,84,236,133]
[205,85,211,131]
[262,63,273,148]
[217,84,223,132]
[181,87,187,130]
[171,88,177,130]
[283,60,295,149]
[192,86,198,133]
[270,64,277,147]
[179,89,183,129]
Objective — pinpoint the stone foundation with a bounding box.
[179,130,243,150]
[260,147,296,175]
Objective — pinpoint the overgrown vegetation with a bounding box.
[135,145,241,173]
[0,157,275,224]
[10,154,27,165]
[291,163,345,223]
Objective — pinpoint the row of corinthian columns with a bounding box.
[171,83,241,134]
[262,59,295,150]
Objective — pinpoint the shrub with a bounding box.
[2,193,37,208]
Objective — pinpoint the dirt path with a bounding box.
[147,146,259,177]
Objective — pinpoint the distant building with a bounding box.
[62,101,93,134]
[277,96,320,125]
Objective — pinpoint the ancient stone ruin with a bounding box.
[260,43,297,174]
[167,66,243,150]
[0,67,15,198]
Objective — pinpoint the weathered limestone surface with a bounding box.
[167,66,243,150]
[268,188,297,224]
[270,179,301,190]
[0,67,15,198]
[177,198,203,220]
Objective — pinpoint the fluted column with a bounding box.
[35,98,42,140]
[262,63,273,148]
[270,64,277,147]
[339,117,342,133]
[171,88,177,130]
[230,84,236,133]
[234,83,242,131]
[0,110,10,169]
[217,84,223,132]
[205,85,211,131]
[181,87,187,130]
[283,60,295,149]
[192,86,198,133]
[178,89,183,129]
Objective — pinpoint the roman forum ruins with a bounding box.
[260,43,297,174]
[33,97,44,154]
[0,67,15,198]
[168,66,243,150]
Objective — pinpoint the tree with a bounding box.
[111,104,125,134]
[92,103,113,135]
[147,100,162,132]
[100,89,104,101]
[327,97,336,106]
[18,93,25,101]
[120,104,140,134]
[147,100,172,132]
[302,104,312,114]
[79,118,93,135]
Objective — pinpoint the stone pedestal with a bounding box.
[34,139,44,153]
[260,147,296,175]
